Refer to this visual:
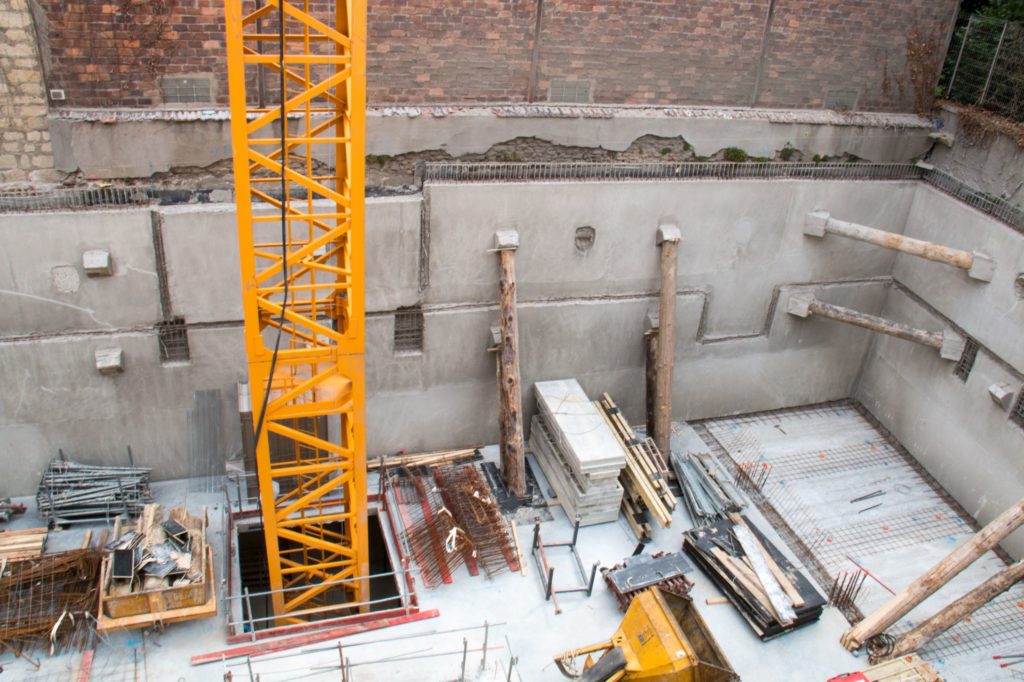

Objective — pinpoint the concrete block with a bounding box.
[914,160,935,171]
[82,249,113,276]
[803,210,829,238]
[493,229,519,250]
[645,309,660,332]
[939,331,966,361]
[928,131,954,147]
[967,251,995,282]
[489,324,501,348]
[786,293,814,318]
[656,223,681,244]
[988,383,1015,410]
[95,347,124,375]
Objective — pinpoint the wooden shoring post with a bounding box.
[841,497,1024,651]
[889,560,1024,660]
[786,293,966,361]
[494,230,526,497]
[644,311,659,440]
[653,224,681,459]
[804,211,995,281]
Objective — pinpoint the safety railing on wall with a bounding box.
[943,14,1024,121]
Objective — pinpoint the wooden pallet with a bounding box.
[0,527,47,561]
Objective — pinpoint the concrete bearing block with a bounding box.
[95,347,124,375]
[82,249,113,276]
[939,331,966,361]
[968,251,996,282]
[785,293,815,318]
[489,324,502,348]
[988,383,1015,410]
[928,132,955,147]
[803,211,829,238]
[656,223,681,245]
[493,229,519,250]
[645,309,660,332]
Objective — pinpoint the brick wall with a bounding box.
[34,0,959,112]
[0,0,55,183]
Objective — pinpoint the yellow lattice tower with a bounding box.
[223,0,367,621]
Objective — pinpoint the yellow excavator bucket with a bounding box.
[556,587,736,682]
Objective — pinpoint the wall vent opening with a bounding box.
[393,306,424,353]
[548,79,592,103]
[161,75,214,105]
[1011,390,1024,431]
[953,337,979,382]
[157,317,191,363]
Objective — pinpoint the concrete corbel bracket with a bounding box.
[645,309,660,333]
[785,292,815,318]
[493,229,519,251]
[988,383,1015,409]
[95,347,125,375]
[488,323,502,351]
[83,249,113,276]
[656,223,681,245]
[939,331,966,361]
[968,251,996,282]
[803,210,830,238]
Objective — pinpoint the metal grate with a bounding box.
[548,79,592,103]
[161,75,214,104]
[157,317,191,362]
[1011,389,1024,430]
[393,306,424,352]
[953,337,979,382]
[0,186,154,213]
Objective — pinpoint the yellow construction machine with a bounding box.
[554,587,737,682]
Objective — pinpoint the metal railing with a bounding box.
[423,160,919,184]
[943,14,1024,121]
[921,166,1024,233]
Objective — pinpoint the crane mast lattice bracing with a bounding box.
[223,0,367,621]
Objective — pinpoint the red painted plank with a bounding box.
[77,649,94,682]
[225,606,419,644]
[192,608,441,666]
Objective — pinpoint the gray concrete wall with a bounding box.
[48,107,935,179]
[929,104,1024,212]
[855,186,1024,559]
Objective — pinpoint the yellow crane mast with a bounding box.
[223,0,367,621]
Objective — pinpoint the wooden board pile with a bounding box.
[595,393,676,535]
[36,458,153,524]
[0,549,102,654]
[0,527,47,561]
[529,379,624,525]
[683,514,825,640]
[672,450,746,523]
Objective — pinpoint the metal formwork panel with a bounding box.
[223,0,367,621]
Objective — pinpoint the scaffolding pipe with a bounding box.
[804,211,995,281]
[786,294,965,360]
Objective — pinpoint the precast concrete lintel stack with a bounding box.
[529,379,625,525]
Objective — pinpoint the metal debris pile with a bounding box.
[36,459,153,525]
[0,549,102,655]
[671,450,746,523]
[105,504,206,594]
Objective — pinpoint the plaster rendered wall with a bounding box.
[855,189,1024,559]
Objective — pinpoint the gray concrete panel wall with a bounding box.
[0,209,161,335]
[896,185,1024,369]
[424,181,917,338]
[0,325,244,496]
[855,288,1024,558]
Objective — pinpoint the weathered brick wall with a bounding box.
[34,0,958,112]
[0,0,54,183]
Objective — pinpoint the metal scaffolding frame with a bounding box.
[223,0,367,621]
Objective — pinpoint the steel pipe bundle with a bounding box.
[36,459,153,524]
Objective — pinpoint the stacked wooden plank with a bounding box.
[595,393,676,529]
[683,515,825,640]
[0,527,47,561]
[529,380,625,525]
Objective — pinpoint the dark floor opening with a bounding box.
[236,511,401,632]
